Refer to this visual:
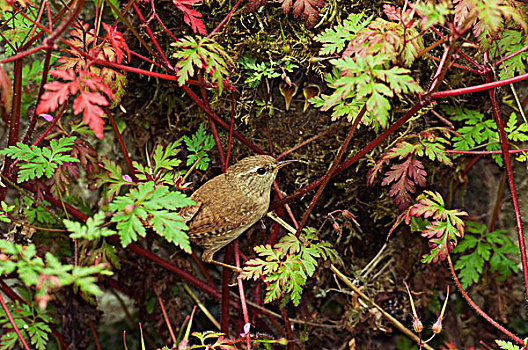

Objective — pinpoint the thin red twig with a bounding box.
[296,104,366,235]
[106,107,138,182]
[447,255,523,344]
[486,71,528,305]
[0,292,30,350]
[224,89,235,171]
[207,0,243,39]
[234,241,251,349]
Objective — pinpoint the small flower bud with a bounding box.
[432,317,443,334]
[412,316,423,333]
[332,222,341,235]
[342,210,360,226]
[123,204,135,214]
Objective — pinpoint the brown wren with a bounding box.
[180,155,294,270]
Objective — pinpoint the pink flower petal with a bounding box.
[39,114,53,122]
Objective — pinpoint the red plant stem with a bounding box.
[207,0,243,39]
[225,90,236,171]
[131,3,172,71]
[0,45,53,64]
[198,73,225,169]
[190,252,214,286]
[486,72,528,305]
[0,281,67,348]
[429,25,482,70]
[0,59,24,202]
[89,321,101,350]
[460,155,481,180]
[281,306,293,350]
[494,44,528,67]
[431,71,528,98]
[22,47,53,144]
[447,148,528,155]
[32,102,69,147]
[149,0,178,42]
[272,102,428,210]
[181,85,265,155]
[43,0,85,47]
[295,104,365,235]
[0,292,30,350]
[276,124,341,160]
[447,255,524,344]
[106,107,138,182]
[221,244,233,334]
[234,241,251,349]
[153,285,177,345]
[427,43,453,94]
[114,237,243,309]
[424,53,480,74]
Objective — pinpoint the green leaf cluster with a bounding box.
[496,29,528,80]
[0,11,37,57]
[0,201,14,223]
[241,228,341,306]
[239,56,298,88]
[315,56,422,130]
[453,221,518,288]
[0,240,112,301]
[495,339,523,350]
[184,125,214,171]
[188,331,236,349]
[390,191,468,263]
[134,139,183,184]
[64,211,115,240]
[0,301,52,350]
[443,106,528,166]
[171,36,234,94]
[314,13,372,55]
[108,182,195,249]
[0,137,79,182]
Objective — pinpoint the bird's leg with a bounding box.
[202,249,243,273]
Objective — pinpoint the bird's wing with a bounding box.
[183,176,259,243]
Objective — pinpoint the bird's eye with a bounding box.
[256,167,267,175]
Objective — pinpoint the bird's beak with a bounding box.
[277,159,297,169]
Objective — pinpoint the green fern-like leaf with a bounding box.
[314,13,373,55]
[184,124,215,171]
[453,222,518,288]
[495,339,522,350]
[241,228,341,306]
[65,211,116,240]
[134,139,183,184]
[109,182,195,251]
[0,137,79,182]
[171,36,234,94]
[0,301,51,350]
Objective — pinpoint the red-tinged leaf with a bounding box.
[73,92,107,139]
[279,0,293,13]
[383,4,415,26]
[279,0,324,28]
[386,141,416,159]
[366,157,389,186]
[49,69,77,81]
[382,157,426,209]
[79,72,116,102]
[36,80,77,115]
[173,0,206,35]
[102,23,130,64]
[245,0,266,12]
